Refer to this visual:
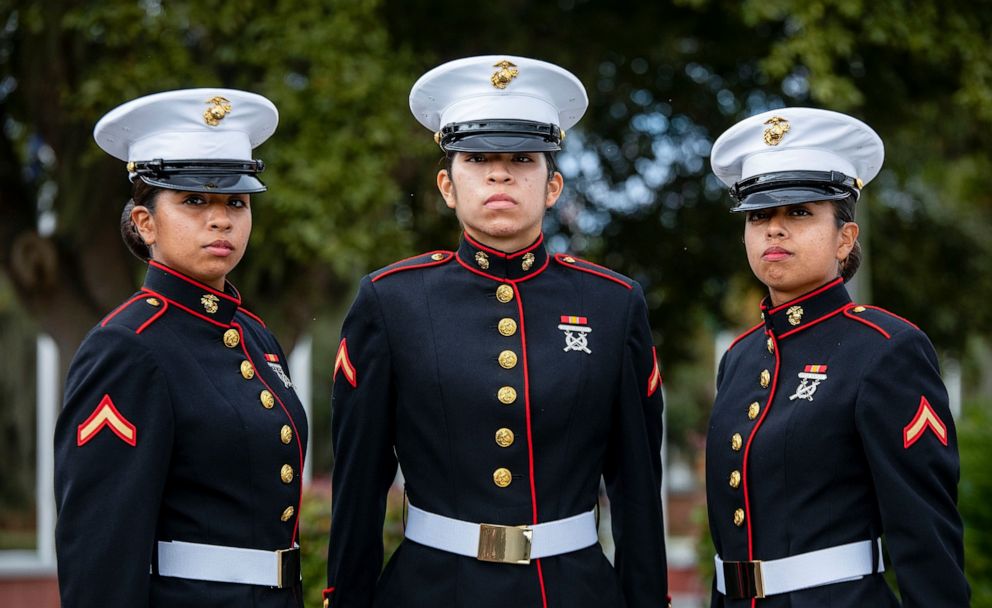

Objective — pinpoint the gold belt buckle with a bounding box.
[723,559,765,599]
[477,523,532,565]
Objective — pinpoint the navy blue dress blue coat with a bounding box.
[55,261,308,608]
[324,234,669,608]
[706,278,968,606]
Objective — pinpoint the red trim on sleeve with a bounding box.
[232,321,306,545]
[553,254,633,290]
[322,587,335,600]
[647,347,663,397]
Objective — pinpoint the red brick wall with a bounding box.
[0,576,59,608]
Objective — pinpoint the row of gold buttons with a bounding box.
[493,284,517,488]
[729,366,773,528]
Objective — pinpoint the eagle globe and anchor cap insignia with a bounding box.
[558,315,592,354]
[200,293,220,314]
[763,116,791,146]
[203,96,232,126]
[789,364,828,401]
[491,60,519,89]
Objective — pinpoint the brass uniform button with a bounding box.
[280,464,294,484]
[734,508,745,527]
[731,433,743,451]
[766,337,774,354]
[497,386,517,404]
[729,470,742,489]
[495,428,515,448]
[240,360,255,380]
[563,256,576,263]
[431,253,445,261]
[145,297,161,307]
[223,328,240,348]
[760,369,770,388]
[853,305,866,313]
[498,350,518,369]
[748,402,761,420]
[280,425,293,444]
[498,318,518,336]
[496,284,514,303]
[493,467,512,488]
[260,390,275,409]
[281,506,295,522]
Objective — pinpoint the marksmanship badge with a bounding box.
[558,315,592,354]
[789,364,827,401]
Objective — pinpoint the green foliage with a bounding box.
[959,400,992,605]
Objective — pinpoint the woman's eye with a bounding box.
[790,207,811,216]
[228,198,247,208]
[747,211,767,222]
[184,196,205,206]
[466,154,486,163]
[514,155,533,163]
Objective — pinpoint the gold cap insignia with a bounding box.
[201,293,220,314]
[203,96,233,126]
[475,251,490,270]
[126,161,137,173]
[491,60,519,90]
[521,252,536,271]
[763,116,790,146]
[787,305,804,326]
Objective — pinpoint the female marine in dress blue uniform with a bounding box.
[54,89,308,607]
[323,56,670,608]
[705,108,969,606]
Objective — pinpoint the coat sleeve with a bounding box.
[855,328,970,605]
[325,277,398,608]
[54,325,174,608]
[602,283,670,607]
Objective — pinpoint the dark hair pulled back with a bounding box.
[120,180,163,261]
[832,196,861,282]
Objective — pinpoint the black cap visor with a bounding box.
[730,170,860,213]
[440,119,562,153]
[131,159,267,194]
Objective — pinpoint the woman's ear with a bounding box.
[837,221,860,261]
[545,172,564,209]
[437,169,457,210]
[131,205,157,247]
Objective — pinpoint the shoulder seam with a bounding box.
[553,254,633,290]
[100,293,166,334]
[727,322,764,352]
[371,251,454,283]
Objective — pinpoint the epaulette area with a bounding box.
[371,251,455,283]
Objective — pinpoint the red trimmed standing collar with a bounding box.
[760,278,852,339]
[456,232,549,282]
[142,261,241,326]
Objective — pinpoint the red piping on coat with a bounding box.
[512,285,548,608]
[552,254,632,290]
[100,294,149,327]
[371,251,452,283]
[741,329,782,608]
[766,277,843,314]
[454,253,550,284]
[777,305,848,340]
[843,306,892,338]
[862,305,919,330]
[727,322,764,352]
[233,321,306,545]
[141,288,231,328]
[136,298,169,334]
[148,260,241,304]
[238,306,267,328]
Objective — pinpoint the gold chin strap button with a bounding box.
[498,318,518,337]
[493,467,512,488]
[734,508,745,527]
[280,425,293,444]
[729,470,742,489]
[498,386,517,404]
[281,506,295,522]
[748,402,761,420]
[498,350,518,369]
[495,428,515,448]
[223,329,240,348]
[760,369,770,388]
[241,360,255,380]
[731,433,743,452]
[260,390,275,409]
[280,464,294,484]
[496,284,514,303]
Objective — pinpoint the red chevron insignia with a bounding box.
[77,394,137,447]
[333,338,358,388]
[647,347,663,397]
[903,396,948,449]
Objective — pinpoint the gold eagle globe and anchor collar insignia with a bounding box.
[787,305,804,326]
[762,278,852,340]
[142,261,242,326]
[763,116,791,146]
[456,233,550,281]
[203,96,233,126]
[491,60,519,89]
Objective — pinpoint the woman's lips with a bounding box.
[484,193,517,210]
[205,240,235,257]
[762,246,791,262]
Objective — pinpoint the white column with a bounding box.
[288,335,313,483]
